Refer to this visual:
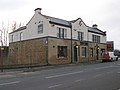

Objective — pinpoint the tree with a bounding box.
[0,22,8,46]
[11,21,17,31]
[0,21,25,46]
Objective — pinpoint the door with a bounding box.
[74,46,77,62]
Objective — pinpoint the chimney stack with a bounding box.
[92,24,98,28]
[34,8,42,14]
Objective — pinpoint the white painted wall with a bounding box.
[9,12,71,43]
[24,13,49,40]
[9,29,26,43]
[9,12,51,43]
[48,24,71,39]
[88,32,106,43]
[72,19,88,41]
[9,9,106,44]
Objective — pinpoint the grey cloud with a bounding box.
[100,0,120,30]
[0,0,27,11]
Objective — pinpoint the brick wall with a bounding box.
[8,38,47,67]
[88,43,107,61]
[48,38,71,65]
[7,37,107,67]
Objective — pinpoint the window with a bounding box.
[92,35,100,43]
[38,24,43,34]
[82,47,86,57]
[57,27,67,38]
[64,29,67,38]
[57,46,67,58]
[90,48,93,57]
[11,35,14,42]
[78,32,84,41]
[20,32,23,41]
[98,36,100,43]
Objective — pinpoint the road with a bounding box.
[0,60,120,90]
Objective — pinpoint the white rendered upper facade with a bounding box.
[9,8,106,44]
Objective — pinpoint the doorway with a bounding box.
[74,46,78,63]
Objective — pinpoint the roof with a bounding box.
[43,15,71,27]
[10,26,26,34]
[10,11,106,36]
[88,27,106,36]
[42,15,106,36]
[70,18,81,23]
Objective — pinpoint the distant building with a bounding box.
[107,41,114,51]
[9,8,107,67]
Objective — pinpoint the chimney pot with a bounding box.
[92,24,98,28]
[34,8,42,14]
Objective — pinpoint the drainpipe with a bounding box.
[70,24,73,63]
[87,27,90,62]
[45,38,48,65]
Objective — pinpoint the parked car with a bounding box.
[102,52,118,62]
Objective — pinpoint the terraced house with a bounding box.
[9,8,107,67]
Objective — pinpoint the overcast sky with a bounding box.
[0,0,120,49]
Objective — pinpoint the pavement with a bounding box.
[0,60,102,75]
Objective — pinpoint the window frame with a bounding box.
[78,31,84,41]
[38,24,43,34]
[20,32,23,41]
[11,35,14,42]
[92,35,100,43]
[57,27,67,39]
[57,46,67,58]
[82,47,86,57]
